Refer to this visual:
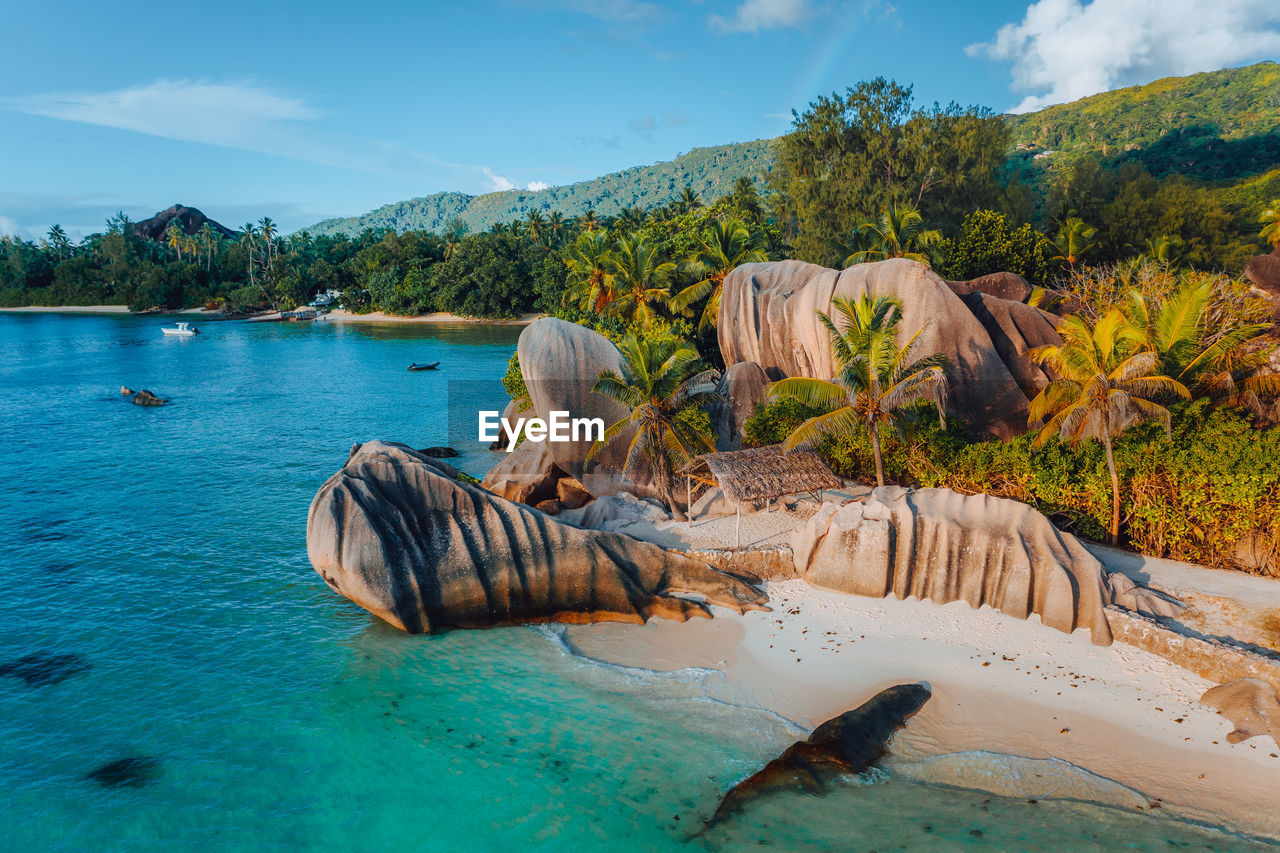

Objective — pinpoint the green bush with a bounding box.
[743,397,1280,571]
[501,352,531,412]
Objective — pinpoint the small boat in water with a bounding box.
[161,322,199,337]
[407,361,440,371]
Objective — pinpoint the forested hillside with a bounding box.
[304,140,776,237]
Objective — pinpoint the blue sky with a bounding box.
[2,0,1278,240]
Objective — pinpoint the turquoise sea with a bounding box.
[0,312,1271,852]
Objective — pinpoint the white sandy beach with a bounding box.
[324,309,541,325]
[0,305,134,314]
[559,502,1280,842]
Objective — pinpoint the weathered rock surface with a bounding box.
[712,361,771,450]
[131,389,166,407]
[1201,678,1280,745]
[718,259,1043,438]
[958,293,1060,399]
[481,441,566,505]
[947,271,1033,303]
[791,487,1115,645]
[704,683,931,830]
[517,318,632,490]
[555,476,594,509]
[580,492,671,531]
[1244,247,1280,322]
[307,441,766,633]
[1105,572,1185,619]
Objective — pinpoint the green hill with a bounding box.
[304,62,1280,237]
[303,139,777,237]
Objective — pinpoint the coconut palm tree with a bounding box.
[240,222,258,286]
[258,217,277,266]
[590,334,718,518]
[525,209,548,245]
[1141,234,1186,267]
[547,211,567,247]
[670,218,767,332]
[843,202,943,268]
[605,236,673,327]
[1029,309,1190,545]
[563,230,617,313]
[1051,217,1098,268]
[198,223,216,271]
[1125,280,1279,411]
[580,210,601,232]
[166,222,185,261]
[675,186,702,214]
[768,295,948,487]
[46,225,70,260]
[1260,199,1280,249]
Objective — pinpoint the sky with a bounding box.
[1,0,1278,241]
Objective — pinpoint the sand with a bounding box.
[0,305,134,314]
[559,496,1280,841]
[324,309,541,325]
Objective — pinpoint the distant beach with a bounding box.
[0,306,541,325]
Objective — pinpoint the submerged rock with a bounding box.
[86,757,161,788]
[705,683,931,830]
[307,441,767,633]
[791,487,1115,645]
[0,652,90,687]
[119,386,134,396]
[1201,678,1280,745]
[417,446,458,458]
[718,259,1053,438]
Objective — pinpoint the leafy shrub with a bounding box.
[502,352,531,412]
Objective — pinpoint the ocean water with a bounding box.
[0,312,1271,852]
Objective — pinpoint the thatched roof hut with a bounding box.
[679,445,843,506]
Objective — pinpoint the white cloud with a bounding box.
[970,0,1280,113]
[0,216,33,241]
[483,168,517,191]
[709,0,811,33]
[5,79,321,146]
[527,181,551,191]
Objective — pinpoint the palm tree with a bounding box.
[563,230,618,313]
[1260,199,1280,249]
[605,236,673,327]
[240,222,258,286]
[1141,234,1186,267]
[258,217,277,266]
[1028,309,1190,545]
[1124,280,1280,411]
[547,211,567,247]
[198,223,217,272]
[675,187,702,214]
[767,295,948,487]
[670,218,767,332]
[444,235,461,260]
[580,210,601,232]
[590,334,718,519]
[1051,217,1098,268]
[46,225,70,260]
[843,202,942,268]
[166,222,185,261]
[525,209,548,245]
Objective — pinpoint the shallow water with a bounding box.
[0,313,1271,851]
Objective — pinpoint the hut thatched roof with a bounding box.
[679,445,843,505]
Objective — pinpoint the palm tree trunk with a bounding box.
[870,424,885,487]
[1103,432,1120,546]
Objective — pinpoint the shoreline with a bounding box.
[0,305,541,325]
[562,579,1280,842]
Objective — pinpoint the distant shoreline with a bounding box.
[0,305,541,325]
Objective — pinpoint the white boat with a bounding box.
[161,322,199,336]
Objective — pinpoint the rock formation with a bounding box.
[131,389,166,407]
[119,385,134,396]
[704,683,931,830]
[946,271,1032,303]
[417,446,458,458]
[718,259,1055,438]
[957,293,1060,399]
[791,487,1115,645]
[1201,678,1280,745]
[481,442,566,504]
[131,204,236,243]
[1244,246,1280,322]
[307,441,767,633]
[86,757,161,788]
[711,361,772,450]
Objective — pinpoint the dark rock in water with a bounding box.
[704,683,931,830]
[0,652,90,686]
[132,390,166,407]
[86,757,161,788]
[417,446,459,458]
[307,441,768,633]
[120,386,134,396]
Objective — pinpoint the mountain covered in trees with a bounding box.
[305,62,1278,240]
[304,140,776,237]
[132,205,237,242]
